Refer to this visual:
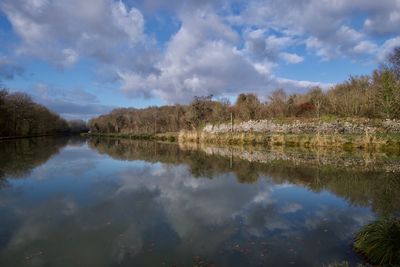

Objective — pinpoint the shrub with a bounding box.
[354,217,400,266]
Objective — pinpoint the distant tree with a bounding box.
[211,97,231,123]
[287,94,296,117]
[296,102,316,117]
[388,46,400,79]
[0,89,9,136]
[188,95,214,130]
[115,115,126,133]
[235,93,261,120]
[5,92,33,136]
[68,120,88,134]
[373,69,400,118]
[327,76,372,117]
[308,86,327,118]
[0,90,69,137]
[268,89,287,117]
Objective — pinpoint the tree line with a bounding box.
[88,47,400,134]
[0,90,87,138]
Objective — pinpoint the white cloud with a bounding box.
[377,37,400,62]
[353,41,378,54]
[280,52,304,64]
[116,9,265,101]
[243,29,295,62]
[1,0,147,69]
[231,0,400,60]
[116,4,336,102]
[277,78,333,91]
[111,1,144,43]
[62,49,79,67]
[2,0,399,106]
[304,25,368,60]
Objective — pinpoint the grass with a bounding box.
[354,217,400,266]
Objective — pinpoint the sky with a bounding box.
[1,0,400,120]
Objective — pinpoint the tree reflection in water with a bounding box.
[89,138,400,217]
[0,137,399,266]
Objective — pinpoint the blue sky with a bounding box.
[1,0,400,120]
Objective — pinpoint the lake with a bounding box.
[0,137,399,267]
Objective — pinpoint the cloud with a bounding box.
[117,7,327,102]
[277,78,333,91]
[0,57,24,82]
[0,0,150,70]
[114,1,399,101]
[280,52,304,64]
[243,29,295,62]
[362,1,400,36]
[377,37,400,62]
[117,9,263,101]
[61,49,79,67]
[111,1,144,43]
[1,0,399,106]
[41,99,115,119]
[353,41,378,55]
[303,25,369,60]
[230,0,400,60]
[31,83,115,120]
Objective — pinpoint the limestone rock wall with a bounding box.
[203,119,400,135]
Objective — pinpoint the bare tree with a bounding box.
[388,46,400,79]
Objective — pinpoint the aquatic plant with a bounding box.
[354,217,400,266]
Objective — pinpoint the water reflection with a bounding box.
[89,138,400,216]
[0,137,69,183]
[0,137,399,266]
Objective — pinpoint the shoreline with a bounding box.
[0,133,73,141]
[178,131,400,152]
[178,141,400,172]
[83,130,400,153]
[84,119,400,152]
[82,132,178,143]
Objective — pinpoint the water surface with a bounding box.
[0,137,399,267]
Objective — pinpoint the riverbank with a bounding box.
[179,119,400,152]
[84,130,400,152]
[178,131,400,152]
[178,142,400,172]
[85,119,400,152]
[82,132,178,142]
[0,133,72,141]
